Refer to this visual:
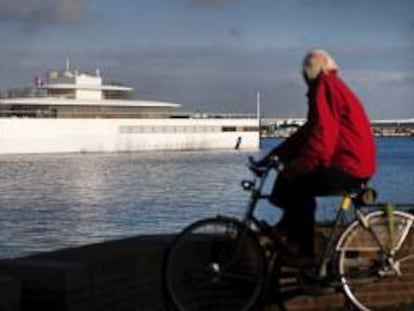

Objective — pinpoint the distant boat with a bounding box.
[0,61,259,154]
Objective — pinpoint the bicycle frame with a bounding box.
[241,167,272,227]
[165,159,414,311]
[217,167,274,271]
[238,164,345,277]
[239,162,410,280]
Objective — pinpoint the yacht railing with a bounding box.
[172,112,257,119]
[0,110,258,119]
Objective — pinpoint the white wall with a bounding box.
[75,75,103,100]
[0,118,259,154]
[75,89,102,100]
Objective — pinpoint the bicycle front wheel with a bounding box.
[337,210,414,311]
[164,217,266,311]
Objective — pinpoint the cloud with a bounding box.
[344,70,414,85]
[59,44,413,118]
[188,0,235,9]
[1,44,412,118]
[229,26,243,39]
[0,0,84,23]
[72,45,306,116]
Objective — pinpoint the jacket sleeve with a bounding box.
[297,77,341,172]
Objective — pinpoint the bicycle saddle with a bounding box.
[354,187,378,205]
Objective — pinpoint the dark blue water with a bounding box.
[0,137,413,259]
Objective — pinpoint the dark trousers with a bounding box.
[270,167,364,257]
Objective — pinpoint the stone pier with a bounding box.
[0,233,412,311]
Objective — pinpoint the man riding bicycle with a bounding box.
[257,49,376,266]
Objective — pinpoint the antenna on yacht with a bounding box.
[65,57,70,72]
[256,90,262,148]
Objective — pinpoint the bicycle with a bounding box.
[163,157,414,311]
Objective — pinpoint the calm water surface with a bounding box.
[0,137,413,259]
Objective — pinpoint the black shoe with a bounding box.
[298,271,336,296]
[279,253,316,268]
[277,242,316,268]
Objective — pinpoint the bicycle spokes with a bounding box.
[337,210,414,311]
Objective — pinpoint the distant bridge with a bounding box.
[262,118,414,127]
[261,118,306,127]
[261,118,414,137]
[370,119,414,126]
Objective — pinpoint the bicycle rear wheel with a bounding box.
[336,210,414,311]
[164,217,266,311]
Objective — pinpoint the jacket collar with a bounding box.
[306,70,337,97]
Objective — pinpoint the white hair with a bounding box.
[302,49,339,81]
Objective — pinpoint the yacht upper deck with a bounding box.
[41,66,133,100]
[0,62,180,118]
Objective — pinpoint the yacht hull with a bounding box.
[0,118,259,154]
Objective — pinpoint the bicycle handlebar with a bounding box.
[247,156,284,177]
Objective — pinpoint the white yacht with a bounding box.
[0,63,259,154]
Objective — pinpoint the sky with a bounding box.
[0,0,413,119]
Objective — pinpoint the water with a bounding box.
[0,137,413,259]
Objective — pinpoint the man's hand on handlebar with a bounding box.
[248,156,283,177]
[248,155,269,167]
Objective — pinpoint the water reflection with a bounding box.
[0,137,412,259]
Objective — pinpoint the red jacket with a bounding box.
[272,71,376,179]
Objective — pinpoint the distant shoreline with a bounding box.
[261,133,414,138]
[261,118,414,138]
